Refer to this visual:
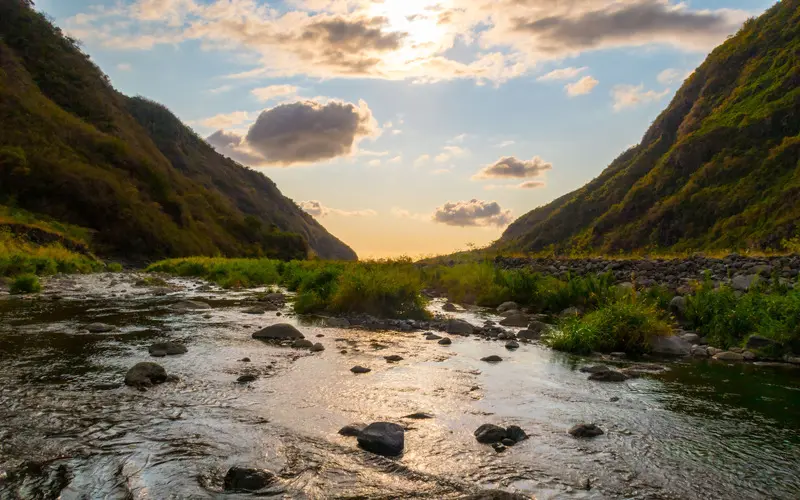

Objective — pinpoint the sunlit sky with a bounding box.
[38,0,771,258]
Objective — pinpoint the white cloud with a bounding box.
[435,145,467,163]
[473,156,552,179]
[388,155,402,164]
[612,84,671,111]
[197,111,250,129]
[449,133,468,144]
[538,66,586,81]
[117,63,132,71]
[494,140,516,148]
[484,180,545,190]
[565,75,599,96]
[391,207,430,221]
[367,159,381,167]
[432,199,513,227]
[657,68,692,85]
[414,154,430,167]
[251,84,299,102]
[358,149,390,157]
[209,84,233,94]
[300,200,377,217]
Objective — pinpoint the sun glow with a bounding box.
[369,0,452,65]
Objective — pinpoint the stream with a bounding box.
[1,273,799,499]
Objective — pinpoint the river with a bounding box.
[1,273,799,499]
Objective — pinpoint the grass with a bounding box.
[10,273,41,294]
[0,229,103,277]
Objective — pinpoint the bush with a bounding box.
[543,299,671,355]
[10,273,41,294]
[107,262,123,272]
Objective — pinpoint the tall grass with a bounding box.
[0,230,102,277]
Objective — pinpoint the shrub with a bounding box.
[10,273,41,294]
[107,262,123,272]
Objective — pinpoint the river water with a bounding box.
[0,273,799,499]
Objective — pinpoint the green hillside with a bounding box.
[0,0,356,261]
[499,0,800,254]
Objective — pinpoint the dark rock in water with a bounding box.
[579,364,610,374]
[237,374,257,383]
[501,438,516,446]
[746,334,777,349]
[324,317,350,328]
[499,313,528,327]
[253,323,304,341]
[148,342,187,357]
[124,362,168,388]
[610,396,620,402]
[243,307,266,315]
[588,370,628,382]
[351,365,371,374]
[438,337,452,345]
[357,422,404,456]
[474,423,507,443]
[650,335,691,356]
[516,329,540,341]
[292,339,314,348]
[442,302,458,312]
[505,340,519,350]
[86,322,115,333]
[310,343,325,352]
[338,423,367,436]
[403,412,434,419]
[170,300,211,312]
[496,301,519,313]
[447,319,474,335]
[316,334,324,337]
[384,355,404,362]
[569,423,604,438]
[426,333,442,340]
[505,425,528,443]
[481,355,503,363]
[459,490,531,500]
[492,442,506,453]
[223,466,276,492]
[240,357,251,362]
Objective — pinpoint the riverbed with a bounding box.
[1,273,799,499]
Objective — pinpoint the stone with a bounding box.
[237,374,258,383]
[252,323,304,340]
[351,365,371,374]
[86,323,115,333]
[384,355,404,362]
[669,296,687,318]
[713,351,744,361]
[786,356,800,365]
[588,370,628,382]
[240,357,251,362]
[148,342,187,357]
[742,350,756,361]
[505,425,528,443]
[732,274,758,291]
[707,347,723,356]
[474,424,507,443]
[501,438,515,447]
[492,443,506,453]
[499,313,529,327]
[690,346,709,358]
[357,422,405,456]
[292,339,314,348]
[745,335,776,349]
[610,396,620,402]
[568,423,604,438]
[243,307,266,315]
[505,340,519,350]
[310,343,325,352]
[426,333,443,340]
[650,335,691,356]
[403,412,434,419]
[579,364,610,374]
[497,301,519,313]
[324,317,350,328]
[447,319,474,335]
[681,332,700,344]
[338,423,367,436]
[223,466,276,492]
[170,300,211,312]
[459,490,531,500]
[438,337,452,345]
[124,362,168,388]
[481,355,503,363]
[516,329,541,341]
[442,302,458,312]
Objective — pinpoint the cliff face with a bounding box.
[499,1,800,254]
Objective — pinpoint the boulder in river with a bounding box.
[223,466,276,492]
[442,302,458,312]
[492,442,506,453]
[569,423,604,438]
[124,362,168,388]
[403,412,434,419]
[474,424,507,444]
[292,339,314,348]
[496,301,519,313]
[237,374,258,383]
[384,355,404,362]
[351,365,371,374]
[338,423,367,436]
[499,313,528,327]
[516,329,540,341]
[481,355,503,363]
[505,340,519,350]
[426,333,442,340]
[501,438,516,447]
[650,335,691,356]
[579,364,610,374]
[252,323,304,341]
[148,342,187,357]
[170,300,211,312]
[86,323,115,333]
[713,351,744,361]
[588,370,628,382]
[446,319,474,335]
[357,422,405,456]
[506,425,528,443]
[438,337,452,345]
[243,307,267,315]
[310,343,325,352]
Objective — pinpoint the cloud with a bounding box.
[198,111,250,129]
[431,168,452,175]
[537,66,586,81]
[612,84,671,111]
[367,159,381,167]
[435,145,467,163]
[657,67,692,85]
[117,63,132,71]
[484,180,545,190]
[519,180,546,189]
[391,207,430,221]
[449,133,468,144]
[358,149,390,157]
[414,154,430,167]
[209,84,233,94]
[299,200,377,217]
[388,155,402,164]
[473,156,552,179]
[251,84,299,102]
[432,199,513,227]
[494,140,516,148]
[565,75,598,96]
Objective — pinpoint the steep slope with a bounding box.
[0,0,356,261]
[499,0,800,254]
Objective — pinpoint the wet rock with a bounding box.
[742,350,756,361]
[86,323,115,333]
[501,438,516,447]
[384,355,404,362]
[669,296,687,318]
[243,307,266,315]
[442,302,458,312]
[516,329,541,341]
[223,466,276,492]
[124,362,168,388]
[426,333,442,340]
[403,412,434,419]
[292,339,314,348]
[681,332,700,344]
[785,356,800,365]
[240,357,251,362]
[610,396,620,402]
[447,319,474,335]
[691,345,709,358]
[357,422,405,456]
[569,423,604,438]
[170,300,211,312]
[148,342,187,357]
[324,317,350,328]
[460,490,531,499]
[707,347,723,356]
[746,335,777,349]
[480,355,503,363]
[499,313,528,327]
[505,425,528,443]
[438,337,452,345]
[732,274,758,291]
[588,370,628,382]
[338,423,367,436]
[497,301,519,313]
[651,335,691,356]
[316,334,324,337]
[237,374,258,383]
[350,365,371,374]
[713,351,744,361]
[492,442,506,453]
[505,340,519,350]
[474,423,507,443]
[252,323,304,341]
[579,364,610,374]
[310,343,325,352]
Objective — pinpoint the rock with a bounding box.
[86,323,115,333]
[384,355,404,362]
[579,364,610,374]
[252,323,304,340]
[148,342,187,357]
[357,422,405,456]
[732,274,758,291]
[499,313,529,327]
[497,301,519,313]
[745,335,776,349]
[588,370,628,382]
[292,339,314,348]
[459,490,531,500]
[474,424,507,443]
[713,351,744,361]
[610,396,620,402]
[669,296,687,318]
[505,340,519,350]
[742,350,756,361]
[481,355,503,363]
[442,302,458,312]
[426,333,442,340]
[240,357,251,362]
[492,442,506,453]
[501,438,515,446]
[223,466,276,492]
[516,329,541,341]
[650,335,691,356]
[170,300,211,312]
[237,374,258,383]
[505,425,528,443]
[243,307,266,315]
[316,334,324,337]
[438,337,452,345]
[263,292,286,303]
[560,307,580,317]
[338,423,367,436]
[324,317,350,328]
[786,356,800,365]
[568,423,604,438]
[681,332,700,344]
[610,352,626,358]
[124,362,168,388]
[310,343,325,352]
[447,319,474,335]
[403,412,434,419]
[691,345,709,358]
[351,365,371,374]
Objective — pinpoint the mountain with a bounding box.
[498,1,800,255]
[0,0,356,261]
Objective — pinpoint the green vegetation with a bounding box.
[9,273,41,294]
[498,1,800,255]
[0,230,103,277]
[107,263,123,272]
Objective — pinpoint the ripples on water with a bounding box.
[0,274,799,499]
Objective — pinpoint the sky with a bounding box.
[37,0,772,258]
